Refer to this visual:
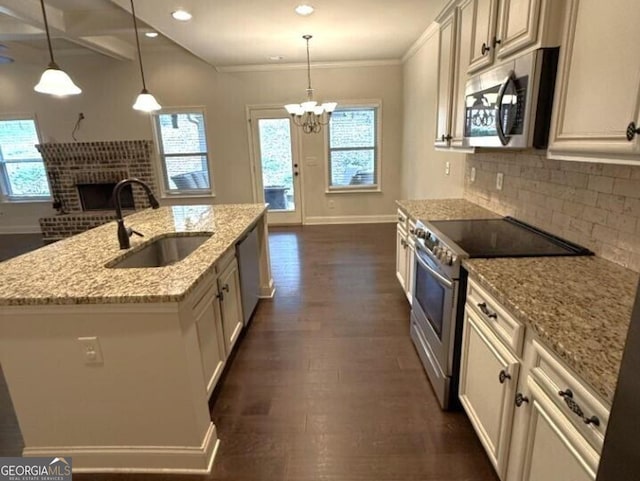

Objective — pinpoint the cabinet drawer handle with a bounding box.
[222,283,230,292]
[515,392,529,407]
[398,216,405,222]
[441,134,452,142]
[481,42,490,55]
[558,389,601,427]
[499,369,511,384]
[477,302,498,319]
[626,121,640,141]
[492,37,502,48]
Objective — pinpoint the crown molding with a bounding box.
[401,21,440,63]
[215,59,402,73]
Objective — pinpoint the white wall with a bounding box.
[400,24,466,200]
[0,45,403,231]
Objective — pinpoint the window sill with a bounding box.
[325,187,382,195]
[1,197,52,204]
[161,192,216,200]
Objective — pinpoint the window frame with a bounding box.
[0,114,51,203]
[325,101,382,194]
[151,107,215,198]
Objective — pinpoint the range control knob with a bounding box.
[445,253,453,265]
[433,246,441,256]
[415,228,427,239]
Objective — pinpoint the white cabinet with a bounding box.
[495,0,542,60]
[548,0,640,162]
[218,256,244,353]
[462,278,610,481]
[509,377,600,481]
[395,210,415,304]
[435,6,458,148]
[191,283,226,396]
[466,0,499,74]
[460,304,520,479]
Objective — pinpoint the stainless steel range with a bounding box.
[409,217,592,410]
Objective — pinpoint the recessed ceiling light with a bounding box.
[295,4,314,16]
[171,9,192,21]
[268,55,284,61]
[145,31,159,38]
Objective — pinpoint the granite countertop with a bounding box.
[464,256,639,403]
[0,204,266,306]
[396,198,500,221]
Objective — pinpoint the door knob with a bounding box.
[294,172,299,176]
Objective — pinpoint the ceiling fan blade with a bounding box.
[0,55,14,64]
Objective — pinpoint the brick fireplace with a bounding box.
[37,140,158,241]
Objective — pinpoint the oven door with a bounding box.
[411,245,458,376]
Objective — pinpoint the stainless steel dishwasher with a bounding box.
[236,225,260,325]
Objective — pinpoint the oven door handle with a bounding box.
[415,249,453,289]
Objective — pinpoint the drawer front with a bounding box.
[397,209,408,231]
[466,278,525,356]
[530,339,609,453]
[408,218,417,238]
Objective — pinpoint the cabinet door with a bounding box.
[549,0,640,158]
[218,258,244,354]
[495,0,541,59]
[459,307,520,478]
[512,377,599,481]
[451,0,475,145]
[435,10,457,147]
[467,0,499,74]
[396,226,407,291]
[194,288,226,396]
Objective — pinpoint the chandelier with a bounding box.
[285,35,337,134]
[130,0,161,112]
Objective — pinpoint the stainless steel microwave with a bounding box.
[462,47,559,149]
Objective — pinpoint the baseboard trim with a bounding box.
[0,225,42,234]
[304,215,397,225]
[259,279,276,298]
[23,423,219,474]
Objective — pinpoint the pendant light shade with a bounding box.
[34,0,81,96]
[130,0,160,112]
[133,89,162,112]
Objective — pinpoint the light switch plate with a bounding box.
[445,161,451,176]
[78,336,103,365]
[470,167,476,183]
[496,172,504,191]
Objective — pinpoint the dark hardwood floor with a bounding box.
[1,224,498,480]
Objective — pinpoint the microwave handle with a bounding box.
[496,71,515,146]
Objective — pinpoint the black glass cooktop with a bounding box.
[428,217,593,258]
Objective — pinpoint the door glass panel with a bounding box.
[258,118,295,212]
[415,260,445,339]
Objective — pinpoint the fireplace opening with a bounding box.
[77,183,134,211]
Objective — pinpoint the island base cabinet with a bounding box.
[218,257,244,353]
[508,377,599,481]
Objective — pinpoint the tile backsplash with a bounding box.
[464,152,640,272]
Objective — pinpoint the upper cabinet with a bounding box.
[435,7,458,148]
[467,0,562,74]
[548,0,640,162]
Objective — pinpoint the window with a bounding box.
[327,105,380,191]
[153,110,212,195]
[0,117,50,200]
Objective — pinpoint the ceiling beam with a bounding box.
[0,0,134,60]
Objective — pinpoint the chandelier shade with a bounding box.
[130,0,161,112]
[284,35,337,134]
[34,0,81,96]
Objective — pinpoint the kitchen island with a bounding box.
[0,204,274,473]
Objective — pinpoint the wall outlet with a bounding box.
[78,336,103,365]
[496,172,504,191]
[328,199,336,209]
[470,167,476,183]
[445,161,451,176]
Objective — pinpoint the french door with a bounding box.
[248,108,302,225]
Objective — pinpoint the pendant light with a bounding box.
[34,0,81,96]
[130,0,161,112]
[284,35,337,134]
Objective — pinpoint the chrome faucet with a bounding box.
[113,178,160,249]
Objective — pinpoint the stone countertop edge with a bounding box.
[395,198,501,221]
[463,257,640,404]
[0,204,267,307]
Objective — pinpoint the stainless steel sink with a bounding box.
[107,234,212,268]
